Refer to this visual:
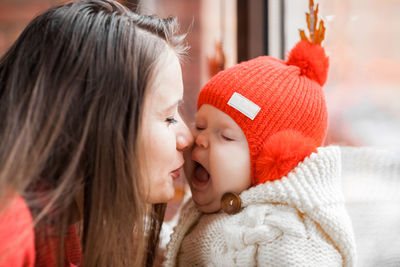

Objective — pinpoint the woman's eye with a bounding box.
[166,117,178,124]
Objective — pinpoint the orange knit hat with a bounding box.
[198,2,329,185]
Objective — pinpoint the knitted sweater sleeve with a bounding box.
[219,204,343,267]
[0,196,35,267]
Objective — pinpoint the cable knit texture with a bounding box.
[164,146,356,267]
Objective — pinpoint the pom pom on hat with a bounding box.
[286,40,329,86]
[254,130,317,185]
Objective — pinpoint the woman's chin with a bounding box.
[146,185,175,204]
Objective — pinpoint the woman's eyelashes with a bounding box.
[166,117,178,125]
[166,104,183,125]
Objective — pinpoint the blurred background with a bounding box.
[1,0,399,265]
[1,0,399,152]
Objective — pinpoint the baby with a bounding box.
[165,2,356,266]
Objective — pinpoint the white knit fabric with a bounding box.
[164,146,356,267]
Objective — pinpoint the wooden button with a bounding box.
[221,192,242,215]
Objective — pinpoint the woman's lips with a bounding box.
[171,165,183,179]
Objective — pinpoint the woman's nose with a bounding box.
[177,121,194,151]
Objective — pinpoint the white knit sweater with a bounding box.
[164,146,356,267]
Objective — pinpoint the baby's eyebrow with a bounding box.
[219,120,237,129]
[194,116,206,125]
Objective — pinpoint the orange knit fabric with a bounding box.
[0,196,35,267]
[0,196,81,267]
[198,41,329,185]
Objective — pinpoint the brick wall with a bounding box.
[0,0,65,56]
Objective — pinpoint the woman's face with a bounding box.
[139,50,193,204]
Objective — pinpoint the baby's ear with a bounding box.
[254,130,317,185]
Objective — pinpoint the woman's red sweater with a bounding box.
[0,196,82,267]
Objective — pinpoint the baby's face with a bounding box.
[186,104,251,213]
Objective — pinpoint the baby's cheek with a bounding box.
[212,168,235,191]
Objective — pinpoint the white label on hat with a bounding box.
[227,92,260,120]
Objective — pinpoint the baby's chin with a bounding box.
[192,197,221,214]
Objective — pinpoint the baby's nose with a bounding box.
[195,131,208,148]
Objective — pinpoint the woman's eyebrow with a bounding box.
[164,99,183,113]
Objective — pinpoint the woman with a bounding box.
[0,0,193,266]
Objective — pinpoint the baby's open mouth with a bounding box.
[192,161,210,187]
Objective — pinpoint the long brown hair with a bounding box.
[0,0,186,266]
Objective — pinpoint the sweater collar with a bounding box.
[240,146,343,213]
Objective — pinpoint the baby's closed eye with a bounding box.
[221,130,236,141]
